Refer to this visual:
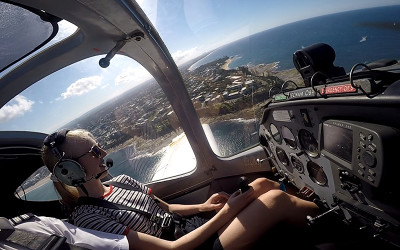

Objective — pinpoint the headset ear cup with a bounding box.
[54,159,86,186]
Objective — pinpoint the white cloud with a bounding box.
[53,20,78,42]
[172,47,204,65]
[0,95,34,123]
[101,83,110,89]
[60,76,102,99]
[114,67,152,86]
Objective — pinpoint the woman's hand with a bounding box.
[221,188,254,216]
[200,192,230,212]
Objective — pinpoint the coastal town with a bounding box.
[65,56,303,154]
[183,56,303,123]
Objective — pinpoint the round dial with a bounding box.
[276,147,289,166]
[282,126,297,149]
[270,123,281,143]
[290,154,304,173]
[307,161,328,186]
[298,129,319,157]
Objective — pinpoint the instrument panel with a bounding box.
[261,107,336,204]
[259,81,400,245]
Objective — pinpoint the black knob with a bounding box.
[238,176,250,193]
[99,58,110,68]
[362,150,376,168]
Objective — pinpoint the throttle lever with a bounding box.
[306,205,339,225]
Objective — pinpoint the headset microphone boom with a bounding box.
[95,158,113,179]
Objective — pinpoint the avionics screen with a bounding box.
[323,123,353,163]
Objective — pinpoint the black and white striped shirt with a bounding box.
[70,175,165,236]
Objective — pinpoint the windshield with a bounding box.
[138,0,400,156]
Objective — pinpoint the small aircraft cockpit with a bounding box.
[259,42,400,247]
[1,0,400,249]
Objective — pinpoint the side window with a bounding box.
[13,55,196,201]
[15,166,58,201]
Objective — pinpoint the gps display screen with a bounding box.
[323,123,353,163]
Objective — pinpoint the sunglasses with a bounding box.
[76,145,102,160]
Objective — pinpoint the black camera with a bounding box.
[293,43,346,87]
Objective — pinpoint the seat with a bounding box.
[0,214,129,250]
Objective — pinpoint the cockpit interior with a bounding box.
[1,0,400,249]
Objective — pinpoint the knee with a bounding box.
[258,190,320,225]
[262,189,287,200]
[257,189,290,207]
[250,177,280,194]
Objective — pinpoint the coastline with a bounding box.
[17,175,52,197]
[220,57,232,70]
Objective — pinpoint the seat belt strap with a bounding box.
[8,213,35,226]
[102,180,142,192]
[76,196,160,222]
[102,180,180,229]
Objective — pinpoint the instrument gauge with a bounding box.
[264,127,272,139]
[307,161,327,186]
[270,124,281,143]
[281,126,297,149]
[298,129,319,157]
[290,154,304,173]
[275,147,289,166]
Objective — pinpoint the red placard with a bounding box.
[320,84,356,95]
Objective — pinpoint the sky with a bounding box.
[139,0,400,65]
[0,0,399,133]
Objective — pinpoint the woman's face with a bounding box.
[63,134,108,179]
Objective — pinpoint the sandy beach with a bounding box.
[221,57,233,70]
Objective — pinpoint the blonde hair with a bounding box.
[41,129,96,212]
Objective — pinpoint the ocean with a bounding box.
[190,6,400,73]
[24,5,400,201]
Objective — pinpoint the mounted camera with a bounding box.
[293,43,346,87]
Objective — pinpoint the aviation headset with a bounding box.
[43,129,87,187]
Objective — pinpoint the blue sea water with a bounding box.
[210,119,259,156]
[191,6,400,72]
[22,180,59,201]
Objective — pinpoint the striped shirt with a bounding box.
[70,175,165,236]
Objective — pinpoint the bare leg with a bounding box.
[248,177,280,198]
[218,189,319,249]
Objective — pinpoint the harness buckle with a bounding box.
[161,213,173,229]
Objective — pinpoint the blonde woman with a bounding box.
[42,129,319,250]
